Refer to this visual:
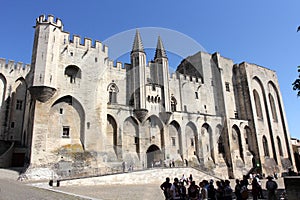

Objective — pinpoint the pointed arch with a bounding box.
[253,76,277,163]
[107,114,119,158]
[10,77,28,142]
[200,123,212,161]
[123,116,139,155]
[268,80,293,165]
[51,95,86,148]
[144,115,164,151]
[185,122,198,160]
[231,125,244,160]
[169,120,182,159]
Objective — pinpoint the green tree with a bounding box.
[292,66,300,96]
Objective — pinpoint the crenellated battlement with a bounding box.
[68,35,108,53]
[107,60,127,71]
[35,14,108,55]
[0,58,31,75]
[36,14,63,29]
[170,72,202,84]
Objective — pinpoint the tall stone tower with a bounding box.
[29,15,62,101]
[129,30,147,110]
[153,36,170,112]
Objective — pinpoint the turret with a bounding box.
[129,30,147,110]
[153,36,170,112]
[29,15,62,102]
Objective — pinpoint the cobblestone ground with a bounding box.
[57,184,164,200]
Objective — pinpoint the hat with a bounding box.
[267,176,274,180]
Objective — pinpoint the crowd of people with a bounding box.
[160,173,279,200]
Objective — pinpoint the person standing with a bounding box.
[251,178,260,200]
[234,179,242,200]
[160,177,172,200]
[170,178,181,200]
[122,161,126,172]
[266,176,278,200]
[188,174,193,185]
[188,181,199,200]
[199,181,208,200]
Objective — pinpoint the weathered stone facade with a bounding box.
[0,15,295,179]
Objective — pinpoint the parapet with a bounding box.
[68,35,108,53]
[108,60,126,71]
[36,14,63,30]
[35,14,108,55]
[0,58,31,74]
[170,72,202,84]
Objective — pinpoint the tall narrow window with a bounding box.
[16,100,23,110]
[107,82,119,104]
[277,136,283,157]
[269,94,278,122]
[218,136,225,154]
[171,137,176,146]
[262,136,269,157]
[225,82,230,92]
[253,90,263,119]
[191,138,194,146]
[195,92,199,99]
[171,95,177,112]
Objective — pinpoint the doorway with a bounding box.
[146,144,163,168]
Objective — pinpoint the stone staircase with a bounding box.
[60,167,221,186]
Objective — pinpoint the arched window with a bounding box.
[253,90,263,119]
[107,82,119,104]
[262,136,270,157]
[65,65,81,83]
[171,95,177,112]
[277,136,283,157]
[269,94,278,122]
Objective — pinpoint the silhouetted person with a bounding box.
[234,179,242,200]
[266,176,278,200]
[188,181,199,200]
[160,177,172,200]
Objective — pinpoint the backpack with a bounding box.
[267,181,277,191]
[240,186,249,199]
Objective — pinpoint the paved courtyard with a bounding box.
[56,183,164,200]
[0,169,287,200]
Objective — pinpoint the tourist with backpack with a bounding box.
[266,176,278,200]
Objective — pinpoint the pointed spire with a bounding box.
[154,36,167,59]
[131,29,144,53]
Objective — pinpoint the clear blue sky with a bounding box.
[1,1,300,138]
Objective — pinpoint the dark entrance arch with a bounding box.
[146,145,163,168]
